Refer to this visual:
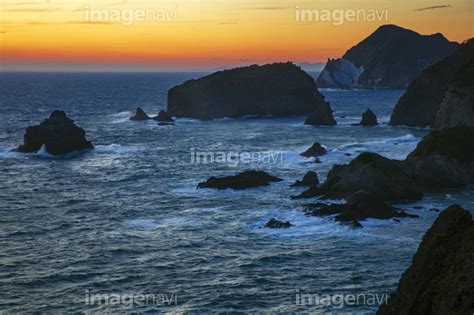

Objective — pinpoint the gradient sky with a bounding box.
[1,0,473,71]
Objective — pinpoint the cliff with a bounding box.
[316,25,458,89]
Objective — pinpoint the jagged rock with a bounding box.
[290,171,319,187]
[391,38,473,127]
[153,110,175,122]
[404,126,474,187]
[318,152,422,202]
[130,107,151,121]
[168,62,336,123]
[377,204,474,315]
[16,110,94,156]
[300,142,327,158]
[305,190,418,228]
[265,218,293,229]
[317,24,458,89]
[358,109,378,125]
[291,186,322,200]
[197,170,282,190]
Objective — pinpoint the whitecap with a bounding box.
[93,144,142,154]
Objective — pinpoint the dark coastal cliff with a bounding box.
[390,38,474,127]
[316,25,458,89]
[167,62,336,123]
[377,204,474,315]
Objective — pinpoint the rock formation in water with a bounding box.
[404,126,474,187]
[197,170,282,190]
[358,109,378,126]
[305,190,418,228]
[316,24,458,89]
[167,62,336,124]
[377,204,474,315]
[390,38,473,127]
[130,107,151,121]
[265,218,293,229]
[290,171,319,187]
[318,152,422,202]
[16,110,94,156]
[300,142,327,158]
[153,110,175,123]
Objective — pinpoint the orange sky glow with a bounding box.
[1,0,473,71]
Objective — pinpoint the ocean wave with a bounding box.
[93,144,142,154]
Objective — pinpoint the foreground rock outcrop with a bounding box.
[168,62,336,124]
[317,24,457,89]
[16,111,94,155]
[197,171,282,190]
[390,38,473,127]
[405,126,474,187]
[377,204,474,315]
[305,190,418,228]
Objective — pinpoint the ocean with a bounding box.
[1,72,473,313]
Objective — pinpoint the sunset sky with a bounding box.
[1,0,473,71]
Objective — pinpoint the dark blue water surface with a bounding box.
[1,72,473,313]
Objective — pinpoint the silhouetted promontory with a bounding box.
[317,24,458,89]
[168,62,336,124]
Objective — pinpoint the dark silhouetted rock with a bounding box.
[305,190,418,228]
[391,38,473,127]
[130,107,151,121]
[317,25,457,89]
[358,109,378,125]
[197,170,282,190]
[291,186,322,199]
[290,171,319,187]
[168,62,336,123]
[377,204,474,315]
[300,142,327,158]
[265,218,293,229]
[319,152,422,202]
[153,110,175,122]
[16,111,94,156]
[404,126,474,187]
[304,106,337,126]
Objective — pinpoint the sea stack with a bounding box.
[167,62,336,124]
[358,109,378,126]
[390,38,473,127]
[317,25,458,89]
[16,110,94,155]
[377,204,474,315]
[130,107,151,121]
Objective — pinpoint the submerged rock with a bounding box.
[265,218,293,229]
[358,109,378,126]
[405,126,474,187]
[290,171,319,187]
[305,190,418,228]
[197,170,282,190]
[318,152,422,202]
[130,107,151,121]
[168,62,336,123]
[300,142,327,158]
[16,110,94,156]
[377,204,474,315]
[153,110,175,122]
[316,24,458,89]
[390,38,473,127]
